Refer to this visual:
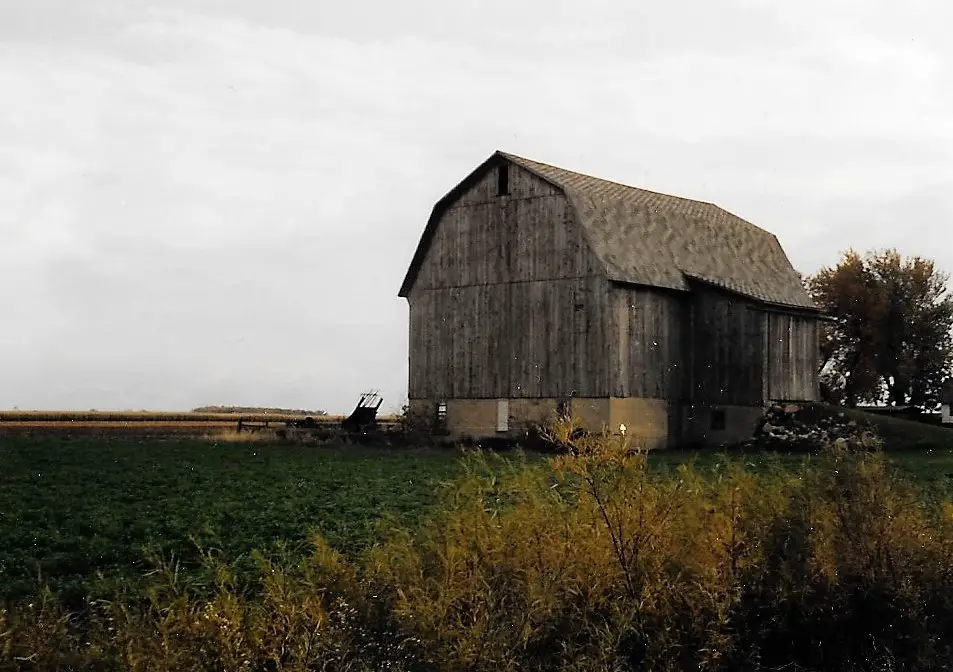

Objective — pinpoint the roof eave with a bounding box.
[398,151,510,298]
[400,150,608,297]
[682,272,821,313]
[748,298,829,317]
[607,276,690,294]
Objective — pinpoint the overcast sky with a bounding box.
[1,0,951,413]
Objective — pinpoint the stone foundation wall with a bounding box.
[679,403,765,446]
[407,397,766,448]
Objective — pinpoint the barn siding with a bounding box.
[409,276,609,399]
[689,285,765,406]
[764,312,820,401]
[405,158,822,443]
[607,284,687,400]
[407,162,607,400]
[412,166,601,291]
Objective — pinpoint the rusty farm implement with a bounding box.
[235,390,389,441]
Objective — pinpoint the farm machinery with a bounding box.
[236,390,391,442]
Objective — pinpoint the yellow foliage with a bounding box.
[6,416,953,670]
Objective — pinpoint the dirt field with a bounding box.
[0,411,399,439]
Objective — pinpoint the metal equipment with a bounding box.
[235,390,386,439]
[341,390,384,432]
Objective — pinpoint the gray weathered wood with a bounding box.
[408,164,606,399]
[405,157,820,417]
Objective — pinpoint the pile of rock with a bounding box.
[748,404,877,452]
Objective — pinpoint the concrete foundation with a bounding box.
[408,397,768,449]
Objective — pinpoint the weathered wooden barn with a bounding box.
[398,151,823,447]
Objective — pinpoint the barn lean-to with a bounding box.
[399,151,823,448]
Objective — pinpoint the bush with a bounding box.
[6,418,953,670]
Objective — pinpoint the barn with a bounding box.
[398,151,823,448]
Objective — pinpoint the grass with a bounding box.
[8,423,953,670]
[3,409,953,609]
[0,435,461,606]
[807,401,953,451]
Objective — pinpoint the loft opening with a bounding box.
[497,163,509,196]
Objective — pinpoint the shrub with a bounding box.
[6,418,953,670]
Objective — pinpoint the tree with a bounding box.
[805,250,887,406]
[805,248,953,410]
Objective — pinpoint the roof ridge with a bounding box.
[400,149,817,310]
[494,149,816,311]
[497,149,719,210]
[498,149,780,238]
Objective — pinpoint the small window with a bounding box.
[435,401,448,431]
[710,409,726,431]
[497,164,509,196]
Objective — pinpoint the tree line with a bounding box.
[191,406,328,415]
[805,248,953,410]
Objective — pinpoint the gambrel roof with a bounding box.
[400,150,819,311]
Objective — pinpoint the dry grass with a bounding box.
[0,410,401,422]
[204,428,273,443]
[0,420,240,428]
[0,411,402,441]
[0,410,330,422]
[5,417,953,670]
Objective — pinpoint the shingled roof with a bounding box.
[401,150,819,311]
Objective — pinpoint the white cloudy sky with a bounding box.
[1,0,951,413]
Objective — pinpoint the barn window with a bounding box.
[710,409,726,431]
[497,164,509,196]
[435,401,448,431]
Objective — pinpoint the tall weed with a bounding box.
[5,419,953,670]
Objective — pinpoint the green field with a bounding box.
[5,415,953,670]
[3,411,953,607]
[0,437,463,605]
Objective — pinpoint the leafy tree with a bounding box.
[806,248,953,409]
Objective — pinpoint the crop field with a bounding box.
[5,412,953,669]
[0,411,401,423]
[0,410,399,439]
[0,410,321,423]
[3,410,953,608]
[0,435,460,606]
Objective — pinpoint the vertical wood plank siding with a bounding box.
[764,312,820,401]
[608,285,687,400]
[406,159,821,411]
[412,168,601,291]
[688,285,765,406]
[408,165,607,399]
